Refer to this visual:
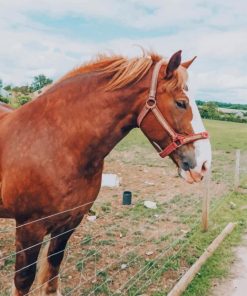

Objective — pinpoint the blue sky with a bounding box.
[0,0,246,103]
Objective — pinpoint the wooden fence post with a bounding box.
[202,171,210,232]
[234,149,240,190]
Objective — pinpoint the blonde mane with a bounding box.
[59,53,187,92]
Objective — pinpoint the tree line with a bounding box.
[0,75,53,106]
[196,100,247,111]
[196,101,247,123]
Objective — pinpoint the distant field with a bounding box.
[204,119,247,151]
[116,119,247,151]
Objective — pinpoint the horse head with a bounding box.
[138,50,211,183]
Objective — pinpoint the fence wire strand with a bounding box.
[1,150,246,295]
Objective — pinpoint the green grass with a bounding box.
[204,120,247,151]
[133,191,247,296]
[116,119,247,152]
[81,234,93,246]
[182,191,247,296]
[123,200,168,221]
[97,239,116,246]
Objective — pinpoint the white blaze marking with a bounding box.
[189,95,212,172]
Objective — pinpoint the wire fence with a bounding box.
[0,149,246,295]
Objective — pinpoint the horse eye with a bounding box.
[176,100,187,109]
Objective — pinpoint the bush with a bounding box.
[0,96,9,104]
[17,96,31,106]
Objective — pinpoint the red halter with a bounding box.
[137,59,209,158]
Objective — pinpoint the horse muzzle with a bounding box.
[179,160,210,184]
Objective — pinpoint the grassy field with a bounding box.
[116,119,247,152]
[204,120,247,151]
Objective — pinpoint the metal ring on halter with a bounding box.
[146,98,156,109]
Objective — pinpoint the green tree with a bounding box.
[0,97,9,104]
[0,79,2,89]
[199,102,219,119]
[12,85,31,95]
[31,74,53,91]
[4,85,12,91]
[16,96,31,106]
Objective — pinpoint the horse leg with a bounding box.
[12,223,46,296]
[37,215,83,296]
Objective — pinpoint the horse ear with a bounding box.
[165,50,182,80]
[181,56,197,69]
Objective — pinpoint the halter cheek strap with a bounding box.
[137,59,209,158]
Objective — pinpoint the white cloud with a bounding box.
[5,0,247,28]
[2,0,246,29]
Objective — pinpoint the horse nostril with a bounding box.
[182,161,190,171]
[201,161,208,173]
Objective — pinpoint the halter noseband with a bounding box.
[137,59,209,158]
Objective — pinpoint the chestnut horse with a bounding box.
[0,50,211,295]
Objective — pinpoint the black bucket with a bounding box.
[122,191,132,205]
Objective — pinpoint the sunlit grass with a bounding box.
[116,119,247,152]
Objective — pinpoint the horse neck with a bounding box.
[78,75,151,161]
[52,74,151,163]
